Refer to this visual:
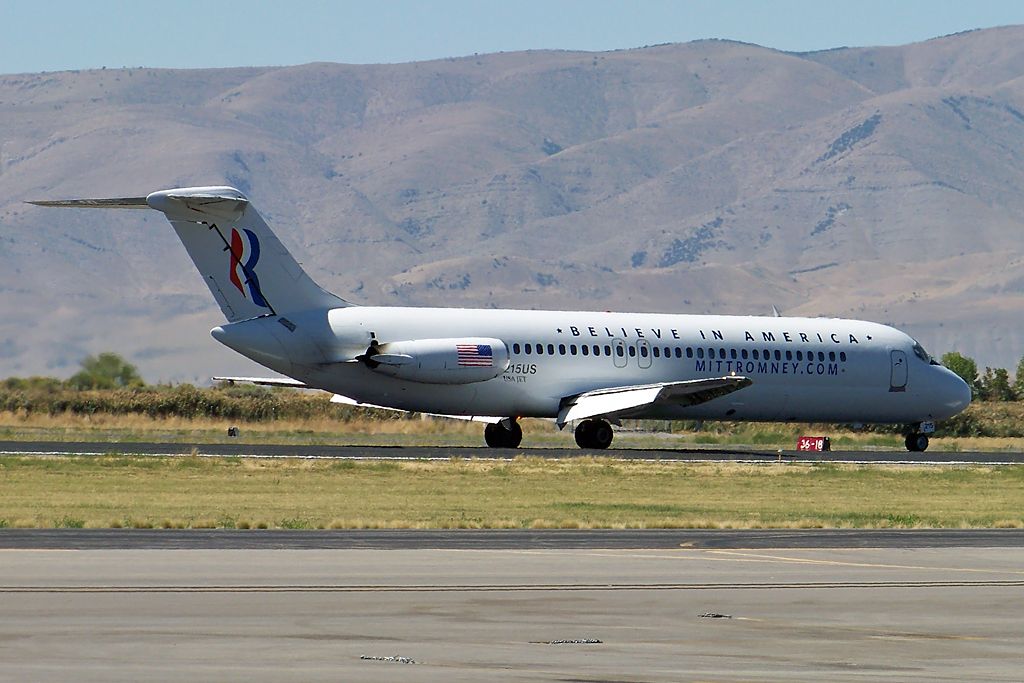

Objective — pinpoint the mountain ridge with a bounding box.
[2,27,1023,381]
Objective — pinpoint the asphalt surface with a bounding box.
[3,528,1024,550]
[2,439,1022,463]
[3,545,1024,681]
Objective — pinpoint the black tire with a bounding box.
[591,420,614,450]
[905,433,929,452]
[504,420,523,448]
[484,423,504,448]
[485,421,522,448]
[574,420,595,449]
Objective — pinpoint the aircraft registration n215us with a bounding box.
[31,187,971,452]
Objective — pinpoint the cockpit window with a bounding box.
[911,340,938,365]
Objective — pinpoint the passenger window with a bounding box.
[615,345,624,357]
[640,346,649,358]
[829,351,836,362]
[697,348,704,359]
[774,350,781,361]
[604,345,612,356]
[687,347,694,358]
[570,345,577,356]
[559,344,566,355]
[548,344,555,355]
[629,346,636,357]
[581,345,589,356]
[513,343,521,354]
[675,347,682,358]
[535,344,543,356]
[752,349,759,360]
[741,349,748,360]
[730,349,737,360]
[818,351,825,362]
[594,345,601,356]
[796,350,803,361]
[653,347,660,358]
[718,349,725,359]
[524,343,532,355]
[708,348,715,358]
[785,350,792,361]
[840,351,847,362]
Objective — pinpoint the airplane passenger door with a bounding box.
[612,339,627,369]
[889,350,908,392]
[636,339,652,369]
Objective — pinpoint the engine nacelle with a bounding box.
[366,337,510,385]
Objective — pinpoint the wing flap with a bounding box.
[558,376,752,426]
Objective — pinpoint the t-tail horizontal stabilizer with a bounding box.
[28,197,150,209]
[28,187,348,323]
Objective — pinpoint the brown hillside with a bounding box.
[1,28,1023,380]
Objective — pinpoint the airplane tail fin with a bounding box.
[30,187,348,322]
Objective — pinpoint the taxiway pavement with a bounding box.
[1,536,1022,682]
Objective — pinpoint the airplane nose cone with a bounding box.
[938,368,972,417]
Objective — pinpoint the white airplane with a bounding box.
[31,186,971,452]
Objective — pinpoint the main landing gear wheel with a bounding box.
[905,433,929,452]
[484,420,523,449]
[574,419,614,450]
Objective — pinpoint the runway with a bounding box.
[1,537,1022,681]
[2,439,1022,464]
[4,528,1024,550]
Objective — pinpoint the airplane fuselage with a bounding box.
[214,306,970,425]
[34,186,971,451]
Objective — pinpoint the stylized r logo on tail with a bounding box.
[228,227,270,308]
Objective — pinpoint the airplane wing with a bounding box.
[212,376,502,423]
[329,394,503,424]
[213,376,309,388]
[557,376,752,427]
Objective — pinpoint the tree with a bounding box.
[940,352,978,398]
[1015,356,1024,400]
[978,367,1014,402]
[67,352,144,390]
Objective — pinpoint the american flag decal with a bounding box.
[457,344,493,367]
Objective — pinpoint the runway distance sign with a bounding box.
[797,436,831,452]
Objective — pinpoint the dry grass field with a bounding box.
[1,407,1023,451]
[1,456,1023,530]
[2,397,1022,530]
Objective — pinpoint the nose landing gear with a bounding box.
[574,419,614,450]
[904,422,935,452]
[905,433,929,452]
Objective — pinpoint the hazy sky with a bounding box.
[2,0,1023,74]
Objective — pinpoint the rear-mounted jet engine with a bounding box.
[360,337,509,385]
